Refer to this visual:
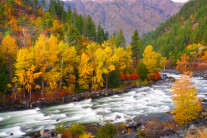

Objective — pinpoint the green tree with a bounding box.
[136,62,148,80]
[97,22,104,44]
[115,29,126,47]
[131,30,140,67]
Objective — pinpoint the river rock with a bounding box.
[34,132,41,137]
[125,119,132,123]
[40,130,45,136]
[116,115,121,119]
[10,133,14,136]
[56,134,62,138]
[106,120,114,123]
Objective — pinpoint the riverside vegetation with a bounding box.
[0,0,207,138]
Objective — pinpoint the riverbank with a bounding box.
[36,104,207,138]
[1,72,206,137]
[0,86,134,112]
[1,78,168,112]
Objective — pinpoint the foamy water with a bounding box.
[0,73,206,137]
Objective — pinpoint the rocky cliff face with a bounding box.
[64,0,183,44]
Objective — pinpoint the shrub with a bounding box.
[138,129,145,137]
[55,123,65,134]
[69,124,86,138]
[79,133,93,138]
[139,79,149,86]
[186,127,207,138]
[144,119,164,138]
[108,70,120,88]
[96,124,117,138]
[61,129,72,138]
[136,62,148,80]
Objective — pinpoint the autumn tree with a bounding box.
[20,27,31,48]
[201,51,207,62]
[78,52,93,90]
[170,72,202,126]
[143,45,159,78]
[86,42,99,90]
[100,42,116,89]
[15,47,33,98]
[0,35,18,80]
[34,34,60,97]
[160,57,167,70]
[59,42,79,92]
[176,53,191,72]
[7,17,19,35]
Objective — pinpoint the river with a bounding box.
[0,73,207,137]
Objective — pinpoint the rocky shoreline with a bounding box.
[0,86,136,112]
[35,104,207,138]
[0,73,177,113]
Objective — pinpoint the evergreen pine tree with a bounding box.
[115,29,126,47]
[97,22,104,44]
[131,30,140,67]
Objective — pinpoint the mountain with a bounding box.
[142,0,207,62]
[63,0,183,44]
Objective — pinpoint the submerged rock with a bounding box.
[116,115,121,119]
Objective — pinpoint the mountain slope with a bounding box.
[143,0,207,61]
[63,0,183,44]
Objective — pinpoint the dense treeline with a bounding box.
[0,0,165,103]
[0,0,112,98]
[143,0,207,65]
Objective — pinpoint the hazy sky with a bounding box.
[172,0,189,3]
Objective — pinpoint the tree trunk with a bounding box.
[30,89,32,101]
[23,86,25,99]
[60,58,63,88]
[8,58,13,81]
[105,73,108,90]
[41,80,44,98]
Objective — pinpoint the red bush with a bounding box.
[120,72,139,81]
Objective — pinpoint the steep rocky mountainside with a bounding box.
[63,0,183,44]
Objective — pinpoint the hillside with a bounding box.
[63,0,183,44]
[142,0,207,62]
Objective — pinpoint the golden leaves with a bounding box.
[170,73,202,126]
[143,45,159,77]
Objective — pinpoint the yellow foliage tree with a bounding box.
[201,51,207,62]
[0,35,18,80]
[78,52,93,90]
[15,47,41,100]
[95,42,116,89]
[170,72,202,126]
[143,45,159,78]
[7,17,19,34]
[176,53,191,72]
[34,34,60,97]
[114,47,127,73]
[160,57,167,70]
[185,43,202,52]
[59,42,79,92]
[86,42,99,90]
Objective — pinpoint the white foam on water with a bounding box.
[0,73,206,137]
[0,126,25,137]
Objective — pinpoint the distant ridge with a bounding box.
[63,0,183,44]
